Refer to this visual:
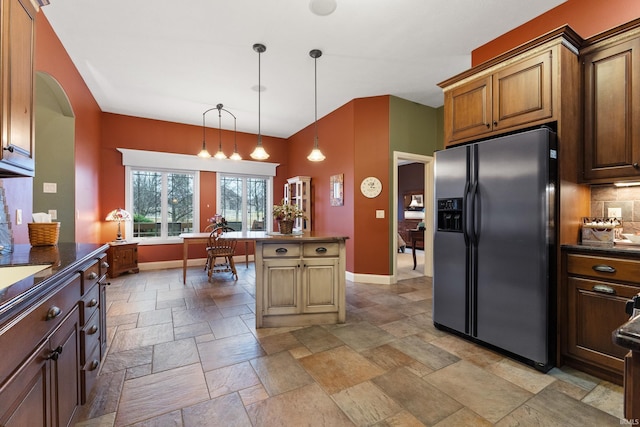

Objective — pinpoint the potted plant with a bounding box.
[272,200,306,234]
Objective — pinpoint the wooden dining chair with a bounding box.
[206,227,238,280]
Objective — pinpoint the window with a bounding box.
[218,174,270,231]
[127,167,198,242]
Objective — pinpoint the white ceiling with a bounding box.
[42,0,565,139]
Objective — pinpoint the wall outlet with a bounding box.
[16,209,22,225]
[608,207,622,218]
[48,209,57,220]
[43,182,57,193]
[376,209,385,219]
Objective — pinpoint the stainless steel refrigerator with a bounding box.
[433,127,557,372]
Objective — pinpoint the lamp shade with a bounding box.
[106,208,132,222]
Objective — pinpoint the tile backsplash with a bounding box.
[591,185,640,235]
[0,184,12,253]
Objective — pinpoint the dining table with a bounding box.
[178,230,269,284]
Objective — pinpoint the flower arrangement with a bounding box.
[208,214,227,227]
[272,200,306,222]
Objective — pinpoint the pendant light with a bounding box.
[250,43,269,160]
[197,109,212,158]
[307,49,326,162]
[213,104,227,160]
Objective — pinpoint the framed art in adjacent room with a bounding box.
[330,174,343,206]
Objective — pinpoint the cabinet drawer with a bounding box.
[303,242,339,257]
[80,310,100,363]
[80,260,101,295]
[566,254,640,284]
[0,274,81,383]
[262,243,300,258]
[80,343,101,404]
[97,253,108,278]
[80,283,100,325]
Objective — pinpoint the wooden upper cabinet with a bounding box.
[0,0,37,177]
[492,51,553,130]
[439,27,582,148]
[582,24,640,183]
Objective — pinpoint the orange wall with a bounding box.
[2,13,102,244]
[472,0,640,65]
[99,113,289,263]
[287,101,356,271]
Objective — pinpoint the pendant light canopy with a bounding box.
[307,49,326,162]
[250,43,270,160]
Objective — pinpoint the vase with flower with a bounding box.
[272,200,306,234]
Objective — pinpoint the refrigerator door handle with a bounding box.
[462,181,470,246]
[469,181,479,245]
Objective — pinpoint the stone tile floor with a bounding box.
[74,263,626,426]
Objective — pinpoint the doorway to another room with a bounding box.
[393,152,433,283]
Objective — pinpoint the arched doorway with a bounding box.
[34,72,76,243]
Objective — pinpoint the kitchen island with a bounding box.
[180,231,348,328]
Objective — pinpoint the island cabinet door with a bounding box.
[301,258,339,314]
[262,258,301,315]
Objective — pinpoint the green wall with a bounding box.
[388,96,441,156]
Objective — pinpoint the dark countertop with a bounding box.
[562,242,640,257]
[0,243,108,320]
[614,315,640,352]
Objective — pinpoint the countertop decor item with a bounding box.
[105,208,132,241]
[273,200,306,234]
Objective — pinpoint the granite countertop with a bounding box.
[614,315,640,352]
[0,243,108,319]
[562,242,640,257]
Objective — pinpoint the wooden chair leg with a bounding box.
[228,256,238,280]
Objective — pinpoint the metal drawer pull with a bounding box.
[88,324,98,334]
[592,264,616,274]
[88,360,100,371]
[315,247,327,254]
[592,284,616,295]
[87,298,98,307]
[101,261,109,269]
[46,345,63,361]
[46,306,61,320]
[87,271,98,280]
[275,248,288,254]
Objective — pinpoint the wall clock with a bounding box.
[360,176,382,198]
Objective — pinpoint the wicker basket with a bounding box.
[28,222,60,246]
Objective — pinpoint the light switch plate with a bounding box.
[376,209,385,218]
[16,209,22,225]
[608,207,622,218]
[48,209,57,220]
[43,182,57,193]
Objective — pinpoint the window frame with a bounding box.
[124,165,200,244]
[217,173,273,232]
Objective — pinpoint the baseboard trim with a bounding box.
[139,255,255,271]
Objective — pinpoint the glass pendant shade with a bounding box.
[197,142,211,158]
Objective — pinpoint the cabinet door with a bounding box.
[0,340,51,427]
[443,75,492,144]
[583,38,640,182]
[492,50,553,131]
[301,258,339,313]
[50,306,80,427]
[262,258,300,315]
[567,276,637,372]
[0,0,36,177]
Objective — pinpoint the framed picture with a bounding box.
[330,174,344,206]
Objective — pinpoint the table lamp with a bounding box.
[106,208,132,241]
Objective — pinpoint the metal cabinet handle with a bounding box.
[88,324,98,335]
[87,298,98,308]
[101,261,110,269]
[315,247,327,254]
[87,271,98,280]
[46,306,61,320]
[592,284,616,295]
[493,120,498,126]
[3,145,14,153]
[275,248,288,254]
[485,123,490,128]
[87,360,100,371]
[46,345,63,361]
[592,264,616,273]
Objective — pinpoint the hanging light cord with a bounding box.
[314,54,318,147]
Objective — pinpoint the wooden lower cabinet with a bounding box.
[562,250,640,384]
[256,238,346,328]
[0,306,80,427]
